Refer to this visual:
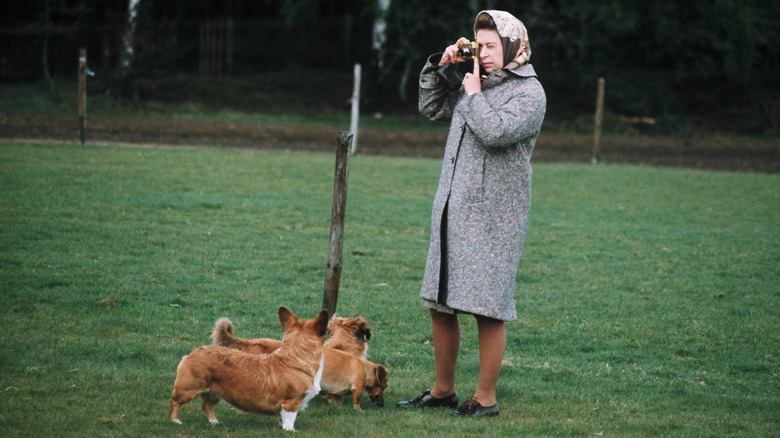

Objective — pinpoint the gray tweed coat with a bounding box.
[418,54,546,321]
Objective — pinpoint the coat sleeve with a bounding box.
[418,53,461,121]
[457,78,546,149]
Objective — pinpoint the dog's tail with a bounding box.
[211,317,237,347]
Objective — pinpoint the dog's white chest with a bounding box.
[300,353,324,411]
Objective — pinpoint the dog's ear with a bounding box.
[358,327,372,342]
[375,365,389,386]
[314,309,330,337]
[278,306,297,330]
[361,318,372,341]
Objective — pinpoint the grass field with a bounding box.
[1,140,778,437]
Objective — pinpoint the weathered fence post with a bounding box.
[350,63,361,154]
[322,131,353,316]
[592,77,605,164]
[78,48,87,145]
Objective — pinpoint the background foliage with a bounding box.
[1,0,779,135]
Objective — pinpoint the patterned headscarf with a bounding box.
[474,10,531,69]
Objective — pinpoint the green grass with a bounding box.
[1,141,778,437]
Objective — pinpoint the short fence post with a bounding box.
[592,77,605,164]
[78,48,87,145]
[322,131,353,316]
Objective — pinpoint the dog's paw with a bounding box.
[171,419,183,425]
[280,410,297,432]
[279,418,296,432]
[209,419,219,425]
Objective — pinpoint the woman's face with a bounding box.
[476,29,503,73]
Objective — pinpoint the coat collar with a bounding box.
[508,63,537,78]
[481,63,537,88]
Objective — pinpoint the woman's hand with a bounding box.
[462,57,481,95]
[438,37,471,66]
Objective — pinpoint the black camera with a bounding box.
[436,62,471,92]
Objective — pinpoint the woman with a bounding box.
[397,10,546,417]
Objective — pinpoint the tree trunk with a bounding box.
[372,0,391,71]
[114,0,141,99]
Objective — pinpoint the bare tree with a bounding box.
[372,0,391,71]
[114,0,142,99]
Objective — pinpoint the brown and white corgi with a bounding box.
[169,307,329,431]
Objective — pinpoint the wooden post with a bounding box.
[322,131,353,316]
[350,63,361,154]
[78,48,87,145]
[592,77,605,164]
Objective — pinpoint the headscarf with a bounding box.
[474,10,531,69]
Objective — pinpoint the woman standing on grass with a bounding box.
[397,10,546,417]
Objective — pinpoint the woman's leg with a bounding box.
[472,315,506,406]
[429,308,460,398]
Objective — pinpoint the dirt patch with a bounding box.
[1,113,777,173]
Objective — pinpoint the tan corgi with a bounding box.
[169,307,329,431]
[211,316,388,410]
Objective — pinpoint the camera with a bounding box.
[435,43,486,92]
[457,42,480,60]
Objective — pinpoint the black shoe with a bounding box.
[450,398,499,417]
[397,390,459,408]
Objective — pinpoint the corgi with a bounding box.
[211,316,388,410]
[169,307,329,431]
